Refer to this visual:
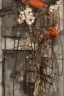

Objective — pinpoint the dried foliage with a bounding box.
[1,0,63,96]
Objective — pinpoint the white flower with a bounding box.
[24,8,32,13]
[26,19,32,25]
[49,4,59,12]
[26,19,29,23]
[26,16,32,19]
[19,14,22,18]
[21,15,25,20]
[27,22,32,25]
[26,19,35,25]
[31,19,35,23]
[18,7,36,25]
[56,0,61,5]
[20,11,24,15]
[24,7,33,16]
[50,5,55,10]
[17,18,23,24]
[26,15,35,21]
[19,14,25,21]
[29,12,33,16]
[25,12,32,16]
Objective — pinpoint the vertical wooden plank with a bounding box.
[5,56,14,96]
[4,51,32,96]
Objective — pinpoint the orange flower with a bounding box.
[29,0,45,8]
[48,28,58,37]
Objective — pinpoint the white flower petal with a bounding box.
[18,18,24,23]
[20,11,24,15]
[27,22,32,25]
[31,20,35,23]
[22,17,25,20]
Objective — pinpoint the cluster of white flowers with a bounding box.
[17,7,36,26]
[18,11,25,24]
[49,0,61,12]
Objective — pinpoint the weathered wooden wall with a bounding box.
[0,0,64,96]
